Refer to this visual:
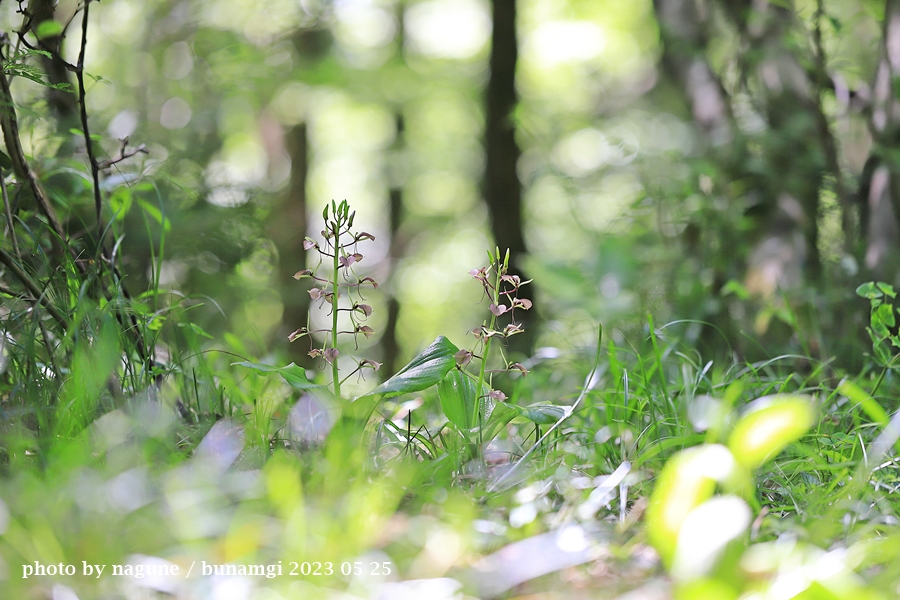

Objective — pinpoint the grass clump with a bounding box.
[3,198,900,600]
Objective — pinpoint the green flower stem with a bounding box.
[331,219,342,400]
[475,256,503,440]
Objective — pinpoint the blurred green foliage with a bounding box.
[4,0,900,599]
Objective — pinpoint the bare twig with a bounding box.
[97,138,148,170]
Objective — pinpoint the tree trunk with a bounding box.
[485,0,526,268]
[271,123,311,365]
[382,114,406,376]
[484,0,534,353]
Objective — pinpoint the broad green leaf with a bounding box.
[68,128,101,141]
[871,330,893,366]
[829,432,854,445]
[827,15,842,33]
[234,361,321,390]
[146,314,166,331]
[0,150,12,170]
[838,380,889,426]
[347,336,458,419]
[727,395,814,470]
[720,279,750,300]
[877,282,897,298]
[519,404,567,425]
[438,368,479,430]
[675,578,742,600]
[856,282,882,301]
[364,336,458,398]
[265,455,302,517]
[647,444,744,566]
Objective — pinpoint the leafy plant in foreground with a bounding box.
[856,281,900,376]
[646,394,822,598]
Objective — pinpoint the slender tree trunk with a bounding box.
[381,2,409,375]
[484,0,534,352]
[382,114,405,376]
[272,123,311,365]
[271,21,333,364]
[485,0,526,267]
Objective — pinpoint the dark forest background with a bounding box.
[3,0,899,387]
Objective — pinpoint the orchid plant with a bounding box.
[286,200,380,399]
[239,201,563,454]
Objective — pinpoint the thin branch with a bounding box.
[97,138,148,170]
[75,0,102,226]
